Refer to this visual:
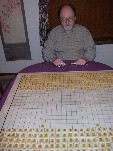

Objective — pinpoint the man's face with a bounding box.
[60,6,76,31]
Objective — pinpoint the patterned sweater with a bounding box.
[42,24,96,62]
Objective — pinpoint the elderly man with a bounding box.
[42,4,96,67]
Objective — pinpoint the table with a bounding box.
[0,61,113,150]
[0,61,113,110]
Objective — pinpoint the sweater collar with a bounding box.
[62,25,75,34]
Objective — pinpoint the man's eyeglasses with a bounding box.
[60,17,74,23]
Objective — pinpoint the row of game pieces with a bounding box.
[18,72,113,91]
[0,125,113,150]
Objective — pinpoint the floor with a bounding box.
[0,74,16,98]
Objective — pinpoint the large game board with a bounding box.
[0,71,113,151]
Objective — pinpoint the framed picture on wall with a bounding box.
[0,0,31,61]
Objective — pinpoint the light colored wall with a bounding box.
[95,44,113,68]
[0,0,113,73]
[0,0,43,73]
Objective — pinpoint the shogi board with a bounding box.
[0,71,113,151]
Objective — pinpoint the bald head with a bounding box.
[58,4,76,18]
[58,4,76,31]
[60,6,75,19]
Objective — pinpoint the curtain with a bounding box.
[39,0,51,46]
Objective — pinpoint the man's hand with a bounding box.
[52,58,66,67]
[72,58,87,65]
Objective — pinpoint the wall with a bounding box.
[0,0,113,73]
[95,44,113,68]
[0,0,43,73]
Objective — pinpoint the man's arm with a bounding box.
[82,28,96,61]
[42,29,57,62]
[42,28,65,67]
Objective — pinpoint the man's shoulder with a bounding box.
[74,24,89,32]
[74,24,88,30]
[51,25,62,33]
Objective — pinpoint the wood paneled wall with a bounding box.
[48,0,113,44]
